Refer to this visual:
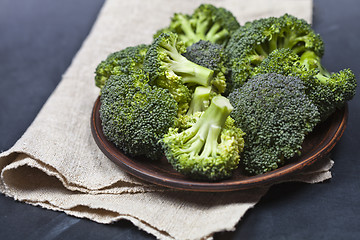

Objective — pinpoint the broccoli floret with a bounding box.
[228,73,320,175]
[299,51,357,119]
[254,48,357,120]
[94,44,149,89]
[99,71,178,160]
[154,4,240,47]
[162,95,245,181]
[183,40,228,94]
[144,32,214,115]
[225,14,324,92]
[252,48,316,80]
[183,40,226,72]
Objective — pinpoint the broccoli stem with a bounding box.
[255,45,269,58]
[282,33,311,55]
[195,15,209,40]
[181,95,233,157]
[176,14,199,44]
[249,48,266,66]
[180,133,204,156]
[268,34,278,52]
[187,86,212,115]
[205,22,229,43]
[164,46,214,86]
[200,125,222,158]
[299,50,331,84]
[291,45,307,55]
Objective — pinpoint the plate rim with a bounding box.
[91,96,348,192]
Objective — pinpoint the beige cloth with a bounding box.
[0,0,330,239]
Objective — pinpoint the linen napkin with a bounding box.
[0,0,333,239]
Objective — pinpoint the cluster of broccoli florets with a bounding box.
[94,4,357,180]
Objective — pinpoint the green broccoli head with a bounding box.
[228,73,320,175]
[225,14,324,92]
[154,4,240,47]
[144,32,214,115]
[299,51,357,119]
[94,44,149,89]
[254,48,357,120]
[183,40,227,72]
[252,48,316,80]
[99,70,178,160]
[162,95,245,181]
[183,40,228,94]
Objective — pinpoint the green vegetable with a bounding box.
[95,5,357,180]
[186,86,212,115]
[183,40,228,94]
[162,95,245,181]
[228,73,320,175]
[299,51,356,119]
[154,4,240,47]
[225,13,324,92]
[144,32,214,115]
[94,44,149,89]
[99,71,178,160]
[253,48,357,120]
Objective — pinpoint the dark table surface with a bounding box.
[1,0,359,239]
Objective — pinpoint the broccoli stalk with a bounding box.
[144,32,215,115]
[299,51,330,79]
[299,50,357,118]
[257,27,317,56]
[299,50,352,86]
[186,86,212,115]
[300,50,357,96]
[162,95,245,181]
[159,39,214,86]
[181,95,233,155]
[192,14,228,44]
[170,13,201,45]
[183,40,229,94]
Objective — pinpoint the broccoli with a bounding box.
[183,40,228,94]
[144,32,214,115]
[93,7,357,180]
[225,14,324,92]
[94,44,149,89]
[252,48,316,80]
[186,86,212,115]
[99,70,178,160]
[299,51,356,119]
[228,73,320,175]
[154,4,240,47]
[162,95,245,181]
[253,48,357,120]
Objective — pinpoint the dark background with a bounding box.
[0,0,359,239]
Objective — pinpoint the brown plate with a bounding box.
[91,96,348,192]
